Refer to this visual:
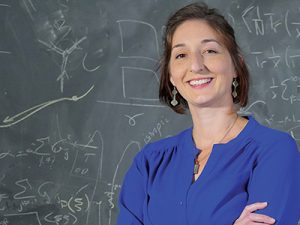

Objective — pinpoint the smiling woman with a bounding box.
[169,20,237,110]
[159,4,249,115]
[116,2,300,225]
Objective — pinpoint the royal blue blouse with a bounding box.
[117,116,300,225]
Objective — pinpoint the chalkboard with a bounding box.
[0,0,299,224]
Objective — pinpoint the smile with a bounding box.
[189,78,213,86]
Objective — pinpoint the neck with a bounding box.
[190,106,239,151]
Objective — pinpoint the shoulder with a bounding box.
[248,116,299,161]
[250,117,296,147]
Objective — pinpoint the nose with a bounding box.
[190,52,205,73]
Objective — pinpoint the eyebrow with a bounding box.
[171,39,221,50]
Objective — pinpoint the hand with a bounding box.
[234,202,276,225]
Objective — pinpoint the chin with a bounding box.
[188,99,215,108]
[189,97,233,109]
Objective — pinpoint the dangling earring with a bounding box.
[232,78,239,98]
[171,86,178,106]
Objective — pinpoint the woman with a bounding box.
[117,2,300,225]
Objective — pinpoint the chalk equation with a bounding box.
[250,45,300,69]
[242,5,300,38]
[0,120,169,225]
[0,129,105,225]
[269,76,300,104]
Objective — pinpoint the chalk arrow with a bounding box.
[0,85,94,128]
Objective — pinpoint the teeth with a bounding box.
[189,78,212,86]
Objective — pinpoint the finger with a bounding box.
[234,219,274,225]
[251,223,273,225]
[249,213,276,224]
[237,221,275,225]
[239,202,268,218]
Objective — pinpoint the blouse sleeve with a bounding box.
[116,150,148,225]
[247,133,300,224]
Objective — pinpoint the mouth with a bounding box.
[188,78,213,87]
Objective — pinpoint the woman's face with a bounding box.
[169,19,236,110]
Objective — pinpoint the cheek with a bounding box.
[169,63,179,82]
[169,61,186,79]
[208,59,235,77]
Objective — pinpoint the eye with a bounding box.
[203,49,218,54]
[175,53,186,59]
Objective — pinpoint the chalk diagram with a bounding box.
[97,19,165,108]
[0,86,94,128]
[0,1,103,128]
[38,37,87,93]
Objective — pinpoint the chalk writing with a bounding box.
[38,37,87,92]
[107,141,141,225]
[82,52,101,72]
[251,46,300,69]
[3,212,42,225]
[121,66,159,100]
[0,4,10,7]
[96,19,162,109]
[124,113,144,126]
[44,212,77,225]
[96,100,165,108]
[0,85,94,128]
[0,129,104,224]
[21,0,37,20]
[269,76,300,104]
[0,51,11,54]
[117,19,160,59]
[1,2,300,225]
[143,117,170,144]
[242,5,300,38]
